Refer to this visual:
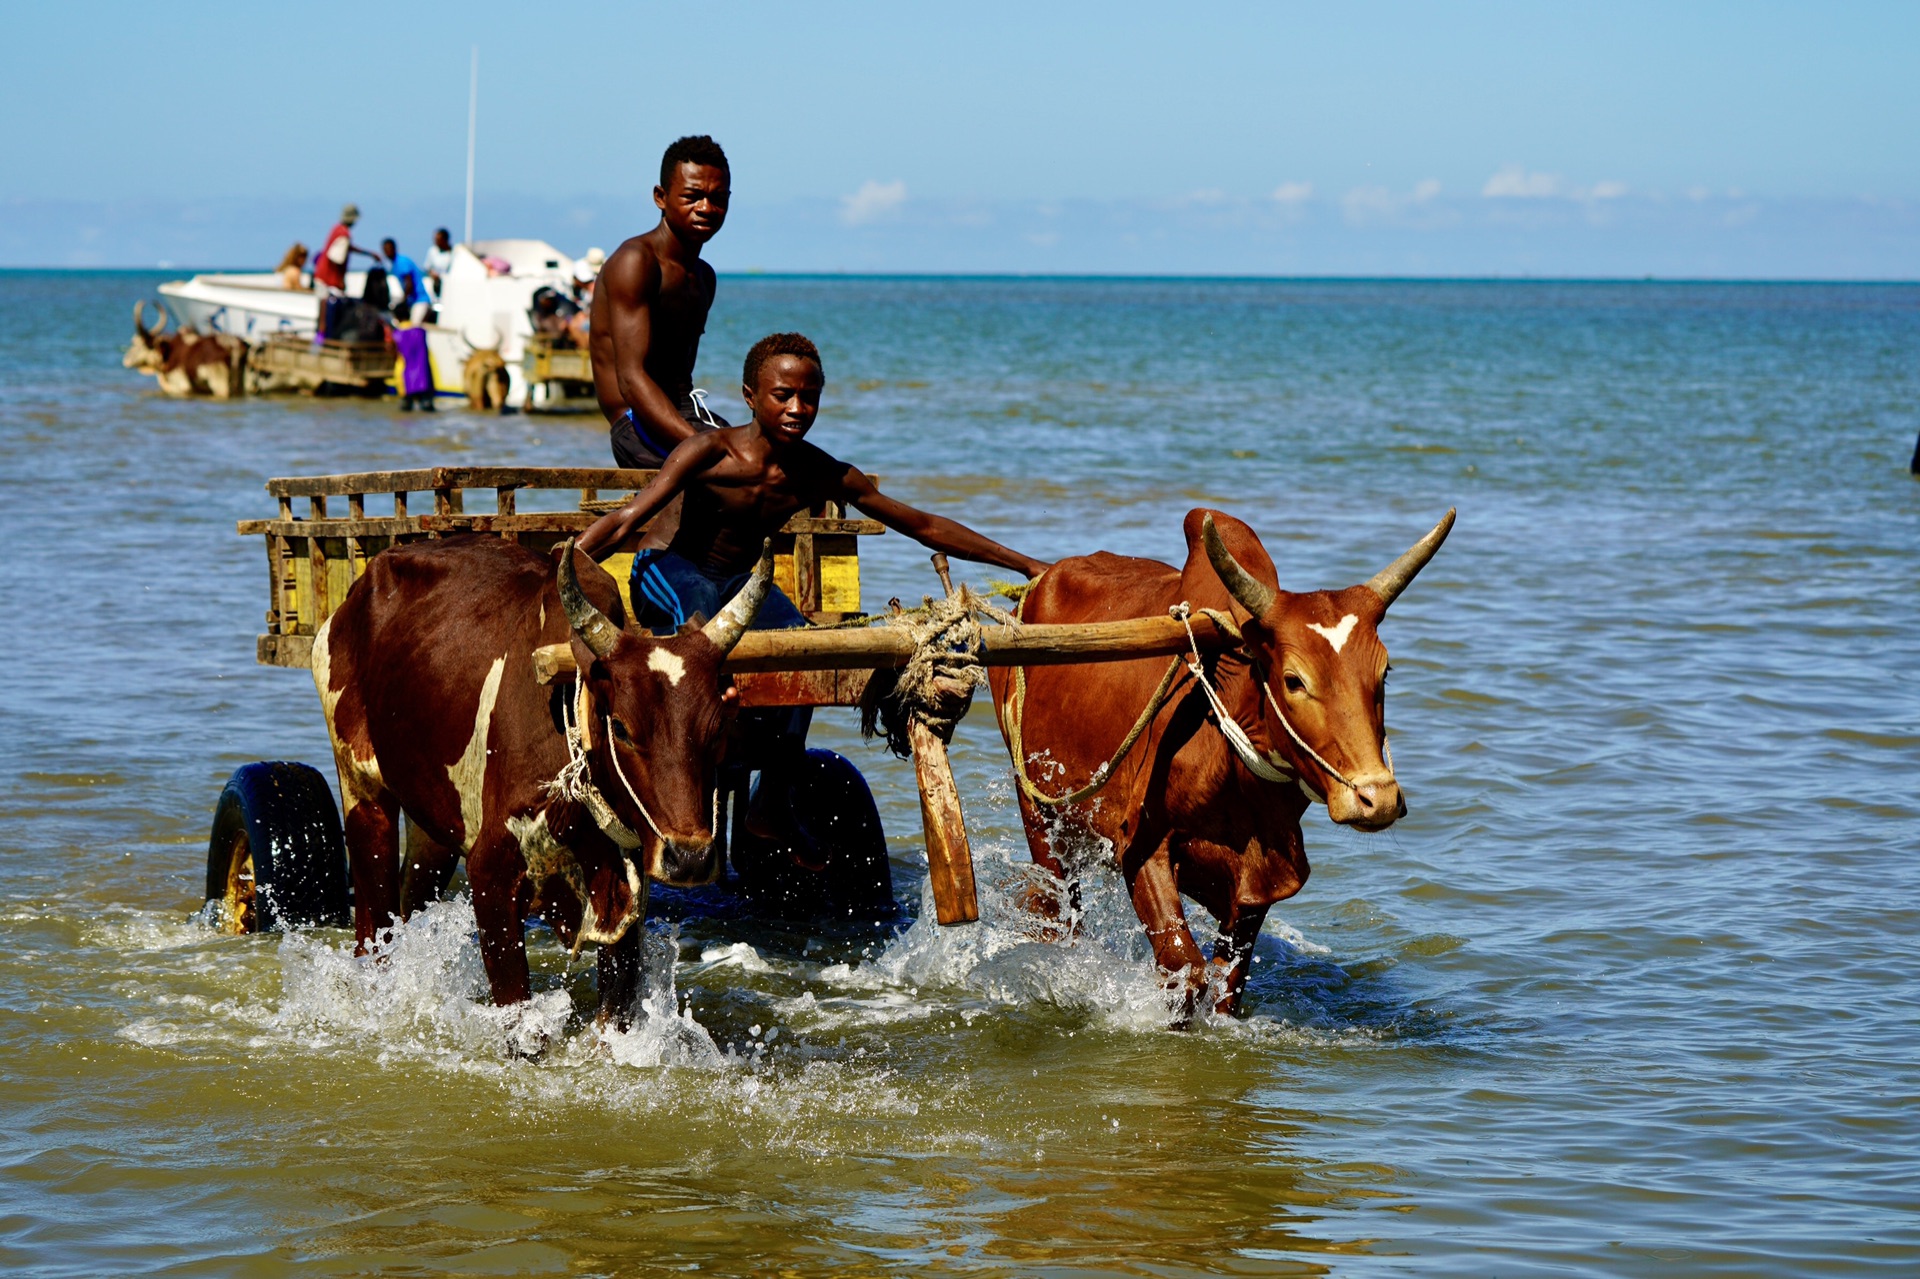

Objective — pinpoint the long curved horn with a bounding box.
[133,300,154,338]
[1365,508,1457,608]
[1201,513,1277,619]
[701,540,774,654]
[151,301,171,334]
[556,538,624,659]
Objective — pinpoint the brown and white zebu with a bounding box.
[988,507,1454,1021]
[312,533,771,1021]
[124,301,248,398]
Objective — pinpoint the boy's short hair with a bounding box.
[743,332,823,392]
[660,135,729,189]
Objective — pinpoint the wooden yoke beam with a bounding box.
[530,612,1232,684]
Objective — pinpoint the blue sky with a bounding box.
[4,1,1915,274]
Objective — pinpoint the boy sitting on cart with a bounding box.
[574,331,1051,849]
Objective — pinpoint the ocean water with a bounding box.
[0,271,1916,1276]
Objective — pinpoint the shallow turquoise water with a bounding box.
[0,272,1916,1275]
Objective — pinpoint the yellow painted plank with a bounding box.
[603,552,637,619]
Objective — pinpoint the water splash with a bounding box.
[273,897,572,1061]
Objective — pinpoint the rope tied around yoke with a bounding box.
[861,586,993,757]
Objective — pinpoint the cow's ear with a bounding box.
[675,618,704,637]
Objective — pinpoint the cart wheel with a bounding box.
[204,762,350,933]
[732,749,894,920]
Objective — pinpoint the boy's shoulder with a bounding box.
[784,440,858,485]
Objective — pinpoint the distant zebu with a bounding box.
[313,534,771,1020]
[124,301,247,398]
[989,507,1454,1021]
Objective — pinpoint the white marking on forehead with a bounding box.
[648,647,687,686]
[1307,614,1359,654]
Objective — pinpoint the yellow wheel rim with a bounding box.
[220,834,256,935]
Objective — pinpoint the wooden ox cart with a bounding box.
[210,465,1230,937]
[246,334,393,396]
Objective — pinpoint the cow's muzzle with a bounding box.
[650,836,721,887]
[1326,770,1406,831]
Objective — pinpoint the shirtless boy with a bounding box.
[592,135,733,467]
[575,332,1051,844]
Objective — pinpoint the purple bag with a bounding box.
[393,326,433,397]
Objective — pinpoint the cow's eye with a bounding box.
[610,717,633,744]
[1282,672,1306,695]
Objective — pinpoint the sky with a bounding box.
[3,1,1916,275]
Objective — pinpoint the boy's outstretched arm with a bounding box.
[840,468,1052,579]
[574,434,717,560]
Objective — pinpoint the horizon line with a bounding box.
[4,265,1918,286]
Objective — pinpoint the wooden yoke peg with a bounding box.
[914,552,979,925]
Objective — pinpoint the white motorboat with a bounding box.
[155,238,588,408]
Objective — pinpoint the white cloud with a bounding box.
[1483,165,1565,199]
[840,179,907,226]
[1271,181,1314,205]
[1343,185,1399,222]
[1589,180,1629,200]
[1342,181,1451,226]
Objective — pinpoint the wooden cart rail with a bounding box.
[245,466,881,663]
[524,335,592,385]
[250,335,392,394]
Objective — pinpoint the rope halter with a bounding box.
[1172,603,1387,800]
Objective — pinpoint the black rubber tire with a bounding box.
[731,749,894,920]
[204,762,350,933]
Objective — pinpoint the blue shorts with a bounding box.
[629,548,808,636]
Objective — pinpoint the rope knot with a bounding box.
[861,586,988,757]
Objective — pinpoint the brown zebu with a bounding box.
[313,533,771,1019]
[124,301,248,398]
[988,507,1454,1021]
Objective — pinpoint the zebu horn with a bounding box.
[556,538,624,659]
[151,301,172,334]
[701,540,774,654]
[1365,508,1457,608]
[1202,514,1277,619]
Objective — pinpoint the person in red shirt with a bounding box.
[313,203,382,295]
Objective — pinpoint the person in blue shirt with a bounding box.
[381,239,431,323]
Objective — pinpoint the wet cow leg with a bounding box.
[595,927,644,1030]
[344,789,401,952]
[1012,788,1083,939]
[1123,838,1208,1024]
[466,838,533,1006]
[398,819,461,918]
[1209,904,1270,1017]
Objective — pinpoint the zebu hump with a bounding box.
[1018,551,1183,626]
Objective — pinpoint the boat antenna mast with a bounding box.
[464,45,478,246]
